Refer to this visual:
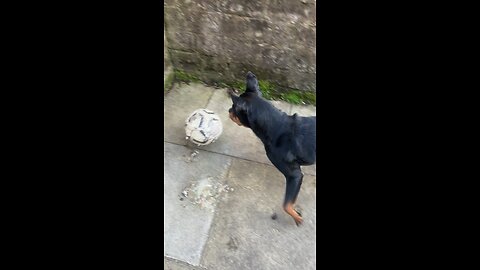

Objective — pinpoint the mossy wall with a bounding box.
[164,24,174,92]
[164,0,316,95]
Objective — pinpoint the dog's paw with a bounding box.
[284,203,304,226]
[294,207,303,217]
[294,215,303,226]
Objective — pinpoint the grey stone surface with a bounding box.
[165,257,206,270]
[164,25,172,73]
[164,142,232,265]
[200,159,316,270]
[271,100,292,114]
[164,0,316,92]
[164,83,317,269]
[164,25,174,91]
[291,103,316,116]
[164,83,215,145]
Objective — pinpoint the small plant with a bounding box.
[174,70,201,83]
[281,92,303,104]
[164,71,175,93]
[172,69,316,105]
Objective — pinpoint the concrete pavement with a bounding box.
[164,82,317,270]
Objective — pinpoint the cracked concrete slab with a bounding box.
[199,159,316,270]
[290,104,316,117]
[164,142,232,266]
[164,82,317,269]
[164,257,206,270]
[270,100,292,114]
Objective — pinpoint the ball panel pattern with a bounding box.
[185,109,223,146]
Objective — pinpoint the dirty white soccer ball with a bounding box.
[185,109,223,146]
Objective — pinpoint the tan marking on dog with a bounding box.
[284,202,303,226]
[229,111,243,126]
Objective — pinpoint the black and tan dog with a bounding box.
[228,71,316,226]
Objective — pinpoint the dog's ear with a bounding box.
[245,71,262,96]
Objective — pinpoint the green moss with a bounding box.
[258,80,276,100]
[172,69,316,105]
[174,70,201,83]
[280,90,316,105]
[229,80,246,91]
[301,91,316,105]
[164,70,175,93]
[258,80,316,105]
[281,92,302,104]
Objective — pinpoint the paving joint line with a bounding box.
[204,88,216,109]
[164,140,316,177]
[164,256,207,270]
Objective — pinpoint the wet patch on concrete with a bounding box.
[164,142,233,266]
[180,176,234,212]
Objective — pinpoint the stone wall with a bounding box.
[164,0,316,92]
[164,24,174,91]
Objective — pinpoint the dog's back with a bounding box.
[248,98,316,166]
[292,115,316,165]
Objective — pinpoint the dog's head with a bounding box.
[228,71,262,128]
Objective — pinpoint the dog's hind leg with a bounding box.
[283,168,304,226]
[267,152,304,226]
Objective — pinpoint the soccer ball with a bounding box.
[185,109,223,146]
